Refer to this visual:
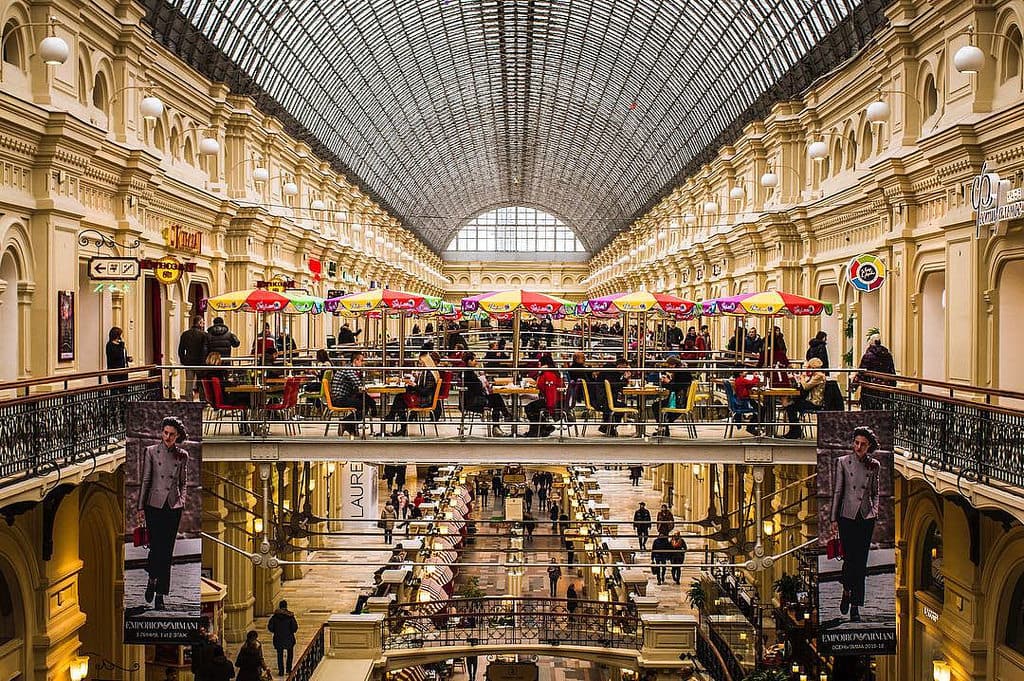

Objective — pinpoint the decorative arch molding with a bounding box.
[902,488,944,593]
[980,527,1024,677]
[0,520,42,658]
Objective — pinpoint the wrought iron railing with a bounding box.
[381,597,642,651]
[286,622,326,681]
[862,379,1024,491]
[695,626,733,681]
[707,622,747,681]
[0,371,162,488]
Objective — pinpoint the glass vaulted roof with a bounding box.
[149,0,888,252]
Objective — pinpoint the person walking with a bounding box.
[566,582,579,613]
[853,334,897,410]
[547,560,562,597]
[137,417,191,612]
[178,316,208,401]
[537,485,547,511]
[205,645,235,681]
[806,330,829,368]
[524,486,533,513]
[651,533,672,585]
[633,502,652,551]
[465,655,478,681]
[477,480,489,508]
[234,631,270,681]
[830,427,881,623]
[656,503,675,537]
[380,503,398,544]
[267,600,298,676]
[207,317,241,357]
[629,466,643,486]
[669,533,688,585]
[549,502,560,532]
[105,326,131,383]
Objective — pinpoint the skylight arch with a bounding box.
[446,206,586,255]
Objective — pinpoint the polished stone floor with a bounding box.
[252,464,703,680]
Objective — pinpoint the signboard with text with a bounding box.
[89,257,140,281]
[971,161,1024,237]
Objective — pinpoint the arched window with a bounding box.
[92,72,109,117]
[918,520,944,597]
[184,137,195,166]
[1005,571,1024,655]
[152,118,166,153]
[845,132,856,170]
[446,206,586,254]
[1001,25,1023,84]
[860,121,874,163]
[1,20,25,72]
[923,73,938,120]
[0,568,16,643]
[77,60,89,105]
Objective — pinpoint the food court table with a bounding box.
[364,384,408,435]
[751,386,801,437]
[225,384,271,436]
[622,385,668,437]
[492,385,538,436]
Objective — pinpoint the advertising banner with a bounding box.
[124,402,204,644]
[815,411,896,656]
[341,462,378,532]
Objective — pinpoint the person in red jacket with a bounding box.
[524,354,563,437]
[733,371,762,435]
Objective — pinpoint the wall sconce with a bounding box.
[703,200,718,214]
[932,660,951,681]
[808,140,829,161]
[253,517,264,535]
[69,656,89,681]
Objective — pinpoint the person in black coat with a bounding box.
[566,583,579,613]
[267,599,299,675]
[668,534,688,585]
[207,317,241,357]
[105,326,131,382]
[234,631,269,681]
[806,331,830,368]
[205,645,235,681]
[384,352,438,436]
[178,316,209,401]
[633,502,652,550]
[652,355,693,434]
[651,533,672,585]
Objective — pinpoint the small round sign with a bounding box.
[848,254,886,292]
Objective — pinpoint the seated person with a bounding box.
[782,357,826,439]
[732,369,763,435]
[329,351,377,435]
[653,355,694,434]
[600,358,632,437]
[204,351,247,406]
[262,347,284,379]
[306,348,335,393]
[524,355,564,437]
[461,351,512,436]
[384,352,439,436]
[252,322,276,355]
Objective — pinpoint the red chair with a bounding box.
[436,370,454,420]
[265,376,303,435]
[206,377,247,435]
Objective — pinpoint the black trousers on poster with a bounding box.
[838,515,875,607]
[144,503,183,595]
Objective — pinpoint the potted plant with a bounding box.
[772,572,802,607]
[743,670,790,681]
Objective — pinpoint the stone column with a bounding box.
[222,462,256,646]
[17,281,35,378]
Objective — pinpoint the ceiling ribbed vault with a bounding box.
[143,0,890,253]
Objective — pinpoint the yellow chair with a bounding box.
[576,380,602,436]
[660,381,700,439]
[604,380,638,433]
[408,377,443,437]
[321,376,356,436]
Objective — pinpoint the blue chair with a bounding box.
[722,380,758,439]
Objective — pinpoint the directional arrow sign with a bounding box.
[88,257,140,281]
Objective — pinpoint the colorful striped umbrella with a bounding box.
[324,288,440,314]
[584,291,696,315]
[713,290,833,317]
[461,289,577,316]
[205,288,324,314]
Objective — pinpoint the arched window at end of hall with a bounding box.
[446,206,586,255]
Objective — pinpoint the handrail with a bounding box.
[285,622,327,681]
[862,370,1024,403]
[0,364,157,395]
[695,625,733,681]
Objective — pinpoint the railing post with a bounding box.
[639,614,697,674]
[325,613,384,661]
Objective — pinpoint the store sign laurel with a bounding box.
[971,161,1023,237]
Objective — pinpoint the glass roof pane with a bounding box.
[155,0,880,252]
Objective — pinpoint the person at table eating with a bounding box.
[653,355,694,435]
[524,354,563,437]
[733,370,763,436]
[461,351,512,437]
[384,352,439,436]
[599,357,632,437]
[781,357,826,439]
[330,350,377,436]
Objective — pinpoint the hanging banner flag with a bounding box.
[815,411,896,656]
[124,402,204,644]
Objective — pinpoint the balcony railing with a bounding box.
[381,597,642,651]
[863,375,1024,492]
[0,368,162,489]
[285,622,326,681]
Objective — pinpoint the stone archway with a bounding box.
[78,483,124,678]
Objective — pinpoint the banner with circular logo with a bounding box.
[848,254,886,292]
